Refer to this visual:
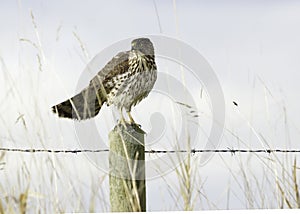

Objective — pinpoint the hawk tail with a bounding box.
[52,87,106,120]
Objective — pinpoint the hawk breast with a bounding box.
[106,51,157,111]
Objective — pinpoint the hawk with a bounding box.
[52,38,157,124]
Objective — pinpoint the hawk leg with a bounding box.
[127,111,136,124]
[118,109,127,126]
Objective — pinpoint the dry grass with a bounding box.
[1,5,300,213]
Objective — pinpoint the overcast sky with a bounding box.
[1,0,300,211]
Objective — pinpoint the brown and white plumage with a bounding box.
[52,38,157,123]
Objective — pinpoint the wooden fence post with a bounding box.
[109,123,146,212]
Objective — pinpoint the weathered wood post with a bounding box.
[109,123,146,212]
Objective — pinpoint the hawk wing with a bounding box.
[52,51,130,120]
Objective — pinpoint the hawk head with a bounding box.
[131,38,154,56]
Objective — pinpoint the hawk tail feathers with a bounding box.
[52,87,106,120]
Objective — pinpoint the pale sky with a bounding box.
[1,0,300,211]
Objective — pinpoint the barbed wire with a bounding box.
[0,147,300,154]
